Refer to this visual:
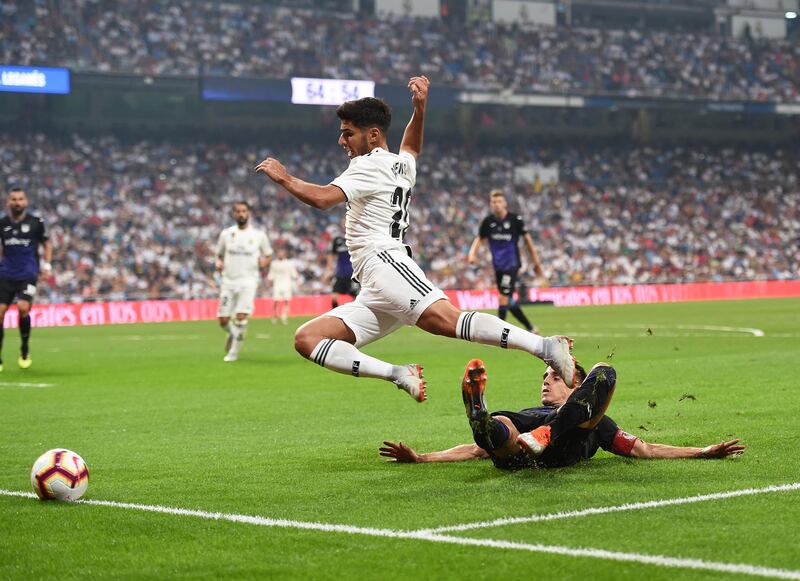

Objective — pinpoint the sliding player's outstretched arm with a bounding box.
[628,438,745,459]
[379,440,489,463]
[399,76,429,159]
[255,158,345,210]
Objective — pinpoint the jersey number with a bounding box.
[390,187,412,241]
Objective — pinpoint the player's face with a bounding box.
[338,121,371,159]
[540,367,572,406]
[490,195,507,217]
[7,191,27,218]
[233,204,250,226]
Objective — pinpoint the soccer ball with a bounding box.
[30,449,89,501]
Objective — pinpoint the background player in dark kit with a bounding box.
[468,189,545,333]
[325,223,359,308]
[0,187,52,370]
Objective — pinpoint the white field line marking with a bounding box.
[1,489,799,580]
[107,335,203,341]
[417,482,800,534]
[568,333,756,338]
[610,324,765,337]
[675,324,764,337]
[0,381,56,388]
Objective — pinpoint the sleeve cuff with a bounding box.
[330,182,351,202]
[611,430,639,456]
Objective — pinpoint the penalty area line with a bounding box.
[1,489,800,579]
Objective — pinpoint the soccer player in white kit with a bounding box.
[267,247,299,324]
[215,201,273,362]
[256,76,575,401]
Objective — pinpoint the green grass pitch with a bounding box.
[1,298,799,580]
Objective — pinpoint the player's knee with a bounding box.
[294,327,317,358]
[218,317,230,327]
[587,362,616,387]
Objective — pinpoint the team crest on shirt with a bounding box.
[503,221,510,229]
[21,224,30,233]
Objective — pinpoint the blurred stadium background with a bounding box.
[1,0,798,307]
[3,2,800,580]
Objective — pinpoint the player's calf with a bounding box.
[461,359,510,452]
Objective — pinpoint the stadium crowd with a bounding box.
[1,0,799,102]
[1,133,797,303]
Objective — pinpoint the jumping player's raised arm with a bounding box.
[255,158,345,210]
[399,76,429,159]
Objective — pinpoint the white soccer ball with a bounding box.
[30,449,89,501]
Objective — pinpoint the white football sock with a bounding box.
[229,319,248,355]
[309,339,401,381]
[456,311,544,357]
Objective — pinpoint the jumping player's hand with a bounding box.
[379,440,422,463]
[408,76,429,109]
[255,157,289,185]
[697,439,745,459]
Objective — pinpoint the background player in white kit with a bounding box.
[215,201,273,362]
[267,247,299,325]
[256,76,575,402]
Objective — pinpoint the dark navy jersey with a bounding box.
[0,214,48,281]
[492,405,637,468]
[478,212,527,272]
[331,236,353,279]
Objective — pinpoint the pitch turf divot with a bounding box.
[2,486,800,579]
[416,482,800,534]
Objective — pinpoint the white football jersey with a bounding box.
[330,147,416,278]
[216,225,272,284]
[267,258,298,287]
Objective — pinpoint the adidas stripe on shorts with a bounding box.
[325,248,448,348]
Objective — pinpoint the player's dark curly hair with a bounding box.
[336,97,392,134]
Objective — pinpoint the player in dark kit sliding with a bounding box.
[468,189,544,333]
[380,360,745,469]
[0,188,52,371]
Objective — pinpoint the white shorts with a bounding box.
[324,249,448,348]
[218,282,257,317]
[272,283,293,301]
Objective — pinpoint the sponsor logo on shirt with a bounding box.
[4,237,32,247]
[491,233,513,241]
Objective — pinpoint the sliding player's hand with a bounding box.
[255,157,289,185]
[408,76,429,108]
[379,440,421,463]
[698,439,745,459]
